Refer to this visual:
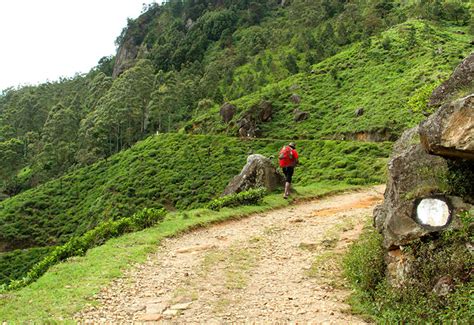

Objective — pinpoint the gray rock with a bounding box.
[220,103,236,123]
[385,248,414,288]
[293,109,309,122]
[429,53,474,108]
[289,84,299,91]
[223,154,285,195]
[432,275,454,297]
[259,101,273,122]
[112,38,139,78]
[374,127,449,249]
[354,107,364,117]
[420,94,474,160]
[290,94,301,104]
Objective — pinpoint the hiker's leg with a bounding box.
[286,167,294,196]
[285,182,290,197]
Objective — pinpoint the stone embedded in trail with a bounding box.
[170,302,193,310]
[146,303,167,314]
[176,244,216,254]
[223,154,285,195]
[138,314,163,321]
[163,309,179,317]
[420,94,474,160]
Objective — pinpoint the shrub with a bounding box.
[344,211,474,322]
[0,208,166,292]
[207,188,267,211]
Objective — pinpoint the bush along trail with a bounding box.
[76,186,384,323]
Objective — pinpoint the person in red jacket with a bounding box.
[279,142,299,199]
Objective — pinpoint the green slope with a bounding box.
[190,20,472,140]
[0,133,391,284]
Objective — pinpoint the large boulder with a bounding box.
[236,101,273,138]
[223,154,285,195]
[220,103,236,123]
[375,54,474,291]
[259,101,273,122]
[374,126,471,249]
[419,94,474,160]
[428,53,474,108]
[237,117,259,138]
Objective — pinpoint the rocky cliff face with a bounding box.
[112,37,140,78]
[374,54,474,289]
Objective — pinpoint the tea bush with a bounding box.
[0,134,391,251]
[0,208,165,290]
[207,188,267,211]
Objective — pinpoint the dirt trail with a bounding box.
[76,186,385,324]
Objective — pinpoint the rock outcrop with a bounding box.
[374,126,454,249]
[223,154,285,195]
[236,101,273,138]
[220,103,236,123]
[428,53,474,108]
[293,109,309,122]
[237,117,259,138]
[259,101,273,122]
[112,38,140,78]
[290,94,301,104]
[419,94,474,160]
[375,60,474,289]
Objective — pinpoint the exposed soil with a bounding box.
[76,186,385,323]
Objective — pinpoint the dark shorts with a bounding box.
[282,166,294,183]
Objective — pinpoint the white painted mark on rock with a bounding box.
[416,198,450,227]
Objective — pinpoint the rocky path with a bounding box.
[76,186,384,324]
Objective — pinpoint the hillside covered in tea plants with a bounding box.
[0,0,473,321]
[0,133,391,285]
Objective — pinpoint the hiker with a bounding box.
[279,142,299,199]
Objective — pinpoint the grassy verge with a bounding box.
[0,182,357,322]
[343,211,473,323]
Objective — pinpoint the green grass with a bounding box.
[343,211,474,323]
[0,133,391,280]
[191,20,472,140]
[0,182,355,322]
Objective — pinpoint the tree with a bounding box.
[78,60,155,159]
[0,138,24,193]
[284,53,299,75]
[38,103,79,175]
[443,1,470,25]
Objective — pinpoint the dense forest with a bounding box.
[0,0,473,320]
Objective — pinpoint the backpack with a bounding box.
[279,145,294,161]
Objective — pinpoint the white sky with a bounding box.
[0,0,159,91]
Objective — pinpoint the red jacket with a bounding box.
[279,146,298,168]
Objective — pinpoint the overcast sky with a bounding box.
[0,0,158,91]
